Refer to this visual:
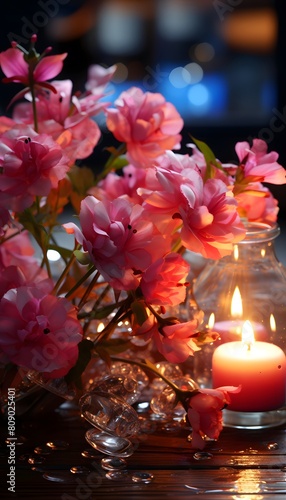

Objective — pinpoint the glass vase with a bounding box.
[193,221,286,429]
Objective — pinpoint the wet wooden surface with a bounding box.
[0,405,285,499]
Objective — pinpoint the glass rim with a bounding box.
[239,221,280,244]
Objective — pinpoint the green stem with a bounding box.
[78,271,100,309]
[53,244,80,294]
[30,82,38,133]
[95,143,126,183]
[92,296,133,345]
[65,265,96,299]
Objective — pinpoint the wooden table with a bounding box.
[1,402,286,499]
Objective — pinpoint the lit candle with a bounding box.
[212,287,267,342]
[212,321,286,412]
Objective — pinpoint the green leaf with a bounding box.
[100,338,134,355]
[109,156,129,172]
[190,135,222,180]
[131,300,148,326]
[68,165,95,194]
[65,339,94,389]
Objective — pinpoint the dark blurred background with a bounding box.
[1,0,285,226]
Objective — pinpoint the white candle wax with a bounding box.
[212,340,286,412]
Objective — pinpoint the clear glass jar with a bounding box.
[193,221,286,428]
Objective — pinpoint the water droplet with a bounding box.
[267,441,279,450]
[85,428,135,457]
[105,470,129,481]
[193,451,213,460]
[28,456,46,465]
[46,440,69,450]
[31,466,45,472]
[132,471,154,483]
[70,466,91,474]
[34,445,51,455]
[81,449,100,459]
[43,471,76,483]
[101,457,127,470]
[135,401,150,413]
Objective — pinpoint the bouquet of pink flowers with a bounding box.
[0,36,285,448]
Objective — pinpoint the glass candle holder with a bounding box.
[193,221,286,429]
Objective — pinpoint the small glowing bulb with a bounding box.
[47,249,61,261]
[97,322,105,333]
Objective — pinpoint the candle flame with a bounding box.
[241,320,255,349]
[233,244,239,261]
[231,286,243,318]
[270,313,276,332]
[208,312,215,329]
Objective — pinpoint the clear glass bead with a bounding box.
[79,391,140,437]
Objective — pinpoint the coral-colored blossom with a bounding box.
[133,315,200,363]
[106,87,183,167]
[187,386,241,449]
[235,182,279,223]
[140,253,190,306]
[0,281,83,378]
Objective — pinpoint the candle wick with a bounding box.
[243,340,253,351]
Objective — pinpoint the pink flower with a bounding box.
[235,139,286,185]
[0,48,67,86]
[187,386,241,449]
[0,229,48,283]
[106,87,183,167]
[0,266,26,300]
[89,164,147,204]
[64,195,169,290]
[0,282,83,378]
[13,79,105,164]
[0,126,69,211]
[180,178,246,259]
[85,64,117,93]
[0,206,11,236]
[134,315,200,363]
[140,253,190,306]
[140,161,245,259]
